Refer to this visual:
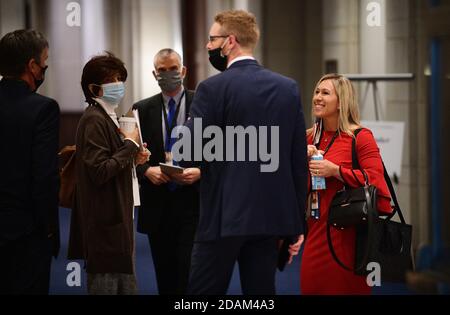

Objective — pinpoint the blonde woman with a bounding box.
[299,74,392,294]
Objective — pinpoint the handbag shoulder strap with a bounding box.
[352,128,406,223]
[352,129,368,184]
[352,129,363,169]
[382,162,406,223]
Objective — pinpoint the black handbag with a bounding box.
[327,129,414,282]
[328,180,377,230]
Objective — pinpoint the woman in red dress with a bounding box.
[298,74,393,295]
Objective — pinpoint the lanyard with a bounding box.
[161,91,186,149]
[309,130,339,220]
[314,130,339,156]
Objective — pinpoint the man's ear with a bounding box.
[27,58,37,76]
[152,70,158,81]
[229,34,238,47]
[181,66,187,79]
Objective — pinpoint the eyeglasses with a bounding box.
[208,35,229,43]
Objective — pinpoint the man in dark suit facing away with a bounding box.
[176,10,308,295]
[0,30,60,295]
[133,49,200,295]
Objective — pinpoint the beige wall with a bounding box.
[262,0,323,127]
[0,0,25,35]
[384,0,413,229]
[323,0,360,74]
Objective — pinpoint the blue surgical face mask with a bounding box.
[100,82,125,106]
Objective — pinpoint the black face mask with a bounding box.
[208,47,228,72]
[33,65,48,92]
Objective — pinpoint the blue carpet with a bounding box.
[50,208,413,295]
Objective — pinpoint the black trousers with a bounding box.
[147,191,198,295]
[0,231,53,295]
[187,236,278,295]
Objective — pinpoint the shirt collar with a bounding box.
[228,56,256,69]
[162,86,185,109]
[93,98,120,127]
[93,97,117,115]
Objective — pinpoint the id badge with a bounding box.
[310,191,320,220]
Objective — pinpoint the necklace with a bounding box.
[323,132,335,143]
[316,131,339,155]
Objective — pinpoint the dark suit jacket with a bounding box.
[68,103,139,274]
[181,60,308,241]
[0,79,60,255]
[133,90,199,236]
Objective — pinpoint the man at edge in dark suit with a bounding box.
[179,10,308,295]
[133,49,200,295]
[0,30,60,295]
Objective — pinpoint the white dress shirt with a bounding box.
[228,55,256,68]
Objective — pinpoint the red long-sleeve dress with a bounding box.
[300,128,393,295]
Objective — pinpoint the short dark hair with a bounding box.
[0,29,49,77]
[81,52,128,105]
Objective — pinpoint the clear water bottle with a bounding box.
[311,152,326,190]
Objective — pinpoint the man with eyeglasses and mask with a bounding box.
[133,49,200,295]
[0,30,59,295]
[179,10,308,295]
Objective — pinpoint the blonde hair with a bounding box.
[312,73,361,136]
[215,10,260,50]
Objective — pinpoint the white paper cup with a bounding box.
[119,117,137,133]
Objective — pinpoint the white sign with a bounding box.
[361,121,405,177]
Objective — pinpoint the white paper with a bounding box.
[132,166,140,211]
[159,162,185,175]
[132,109,145,151]
[361,120,405,177]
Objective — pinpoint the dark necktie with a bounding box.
[166,98,178,191]
[165,98,176,152]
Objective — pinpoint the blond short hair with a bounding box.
[312,74,361,136]
[215,10,260,50]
